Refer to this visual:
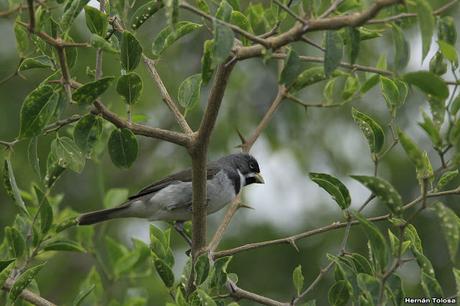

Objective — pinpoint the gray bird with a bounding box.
[78,153,264,241]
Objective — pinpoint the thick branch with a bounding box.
[213,188,460,258]
[92,101,191,146]
[189,62,236,259]
[2,279,56,306]
[143,56,193,134]
[235,0,401,60]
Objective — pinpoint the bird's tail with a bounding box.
[78,205,130,225]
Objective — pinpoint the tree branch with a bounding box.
[368,0,458,24]
[242,86,287,152]
[92,101,191,146]
[143,56,193,134]
[228,280,290,306]
[213,187,460,258]
[235,0,401,60]
[2,279,56,306]
[180,1,270,47]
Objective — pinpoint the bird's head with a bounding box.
[220,153,264,186]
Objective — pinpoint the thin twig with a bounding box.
[242,86,287,152]
[180,2,270,47]
[228,280,290,306]
[273,0,308,25]
[368,0,458,24]
[2,279,56,306]
[300,36,325,51]
[143,56,193,134]
[320,0,345,18]
[213,187,460,258]
[43,115,82,134]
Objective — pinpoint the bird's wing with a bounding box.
[127,164,221,201]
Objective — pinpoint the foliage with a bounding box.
[0,0,459,305]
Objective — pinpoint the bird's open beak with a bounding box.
[254,173,265,184]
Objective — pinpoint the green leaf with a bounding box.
[0,260,15,288]
[231,11,252,46]
[388,229,411,257]
[43,239,85,252]
[116,72,143,105]
[403,71,449,100]
[165,0,179,27]
[195,254,210,286]
[351,107,385,154]
[353,212,388,271]
[196,289,217,306]
[28,137,41,179]
[348,253,373,275]
[14,22,29,58]
[433,202,459,262]
[61,0,90,33]
[210,256,232,289]
[152,22,202,58]
[50,136,86,173]
[177,74,202,112]
[438,40,458,66]
[72,284,95,306]
[451,94,460,115]
[291,67,328,92]
[131,1,164,30]
[216,1,233,21]
[292,265,304,296]
[9,262,46,303]
[328,280,350,306]
[5,226,26,258]
[212,21,234,65]
[415,0,434,60]
[84,5,108,36]
[419,111,442,148]
[154,258,174,287]
[380,76,402,113]
[309,172,350,210]
[341,76,359,101]
[421,271,443,299]
[3,158,29,215]
[108,128,138,168]
[201,39,214,84]
[34,186,53,234]
[19,85,58,138]
[351,175,402,215]
[357,273,380,305]
[453,268,460,299]
[19,56,54,71]
[324,31,343,77]
[429,51,447,75]
[398,130,433,180]
[280,49,302,86]
[90,34,119,54]
[347,27,360,64]
[392,24,409,70]
[54,217,78,233]
[360,74,379,93]
[438,16,457,45]
[73,77,114,105]
[74,114,103,156]
[436,170,458,191]
[120,31,142,72]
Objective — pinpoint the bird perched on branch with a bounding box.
[77,153,264,242]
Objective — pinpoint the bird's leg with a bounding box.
[174,221,192,247]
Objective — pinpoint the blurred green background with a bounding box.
[1,0,460,305]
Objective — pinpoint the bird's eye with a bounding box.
[249,162,256,170]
